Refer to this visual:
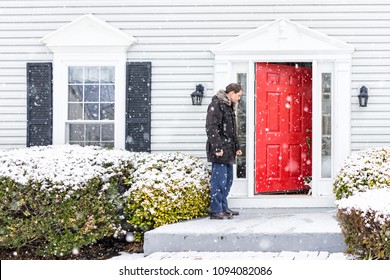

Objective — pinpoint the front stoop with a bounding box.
[143,208,346,256]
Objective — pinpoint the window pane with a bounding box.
[102,124,114,141]
[68,85,83,102]
[85,67,99,83]
[69,124,85,141]
[101,85,115,102]
[84,103,99,120]
[68,67,83,84]
[86,124,100,141]
[67,123,114,147]
[100,103,114,120]
[236,73,247,178]
[67,66,115,148]
[321,73,332,178]
[100,66,115,83]
[85,85,99,102]
[68,103,83,120]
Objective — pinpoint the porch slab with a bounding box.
[143,208,346,256]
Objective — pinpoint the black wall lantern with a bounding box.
[358,85,369,107]
[191,84,204,105]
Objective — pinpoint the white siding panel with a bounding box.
[152,143,205,151]
[1,0,390,157]
[152,104,207,113]
[0,114,26,122]
[152,112,205,120]
[152,120,204,128]
[153,127,205,135]
[0,129,25,137]
[152,135,206,143]
[0,98,26,107]
[0,91,26,99]
[0,137,26,145]
[353,127,390,134]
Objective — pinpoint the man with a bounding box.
[205,83,243,219]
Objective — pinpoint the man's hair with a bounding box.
[225,83,242,94]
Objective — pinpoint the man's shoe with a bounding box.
[224,212,234,219]
[225,208,239,216]
[209,212,225,220]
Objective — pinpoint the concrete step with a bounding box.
[143,208,346,256]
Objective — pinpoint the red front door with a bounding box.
[255,63,312,193]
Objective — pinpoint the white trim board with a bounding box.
[212,19,354,207]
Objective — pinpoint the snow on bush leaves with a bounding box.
[334,147,390,259]
[337,188,390,225]
[0,145,137,194]
[0,145,137,257]
[333,147,390,200]
[0,145,211,256]
[123,152,210,241]
[336,189,390,259]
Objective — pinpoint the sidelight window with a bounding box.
[321,73,332,178]
[236,73,247,178]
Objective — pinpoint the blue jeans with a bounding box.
[210,163,233,213]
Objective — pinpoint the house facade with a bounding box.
[1,0,389,207]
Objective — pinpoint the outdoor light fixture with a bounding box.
[358,85,369,107]
[191,84,204,105]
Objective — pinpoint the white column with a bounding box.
[334,60,352,174]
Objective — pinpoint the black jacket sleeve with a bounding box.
[206,100,223,153]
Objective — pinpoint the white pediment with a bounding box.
[40,14,136,52]
[211,18,354,55]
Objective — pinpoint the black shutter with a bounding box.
[125,62,151,152]
[26,63,53,147]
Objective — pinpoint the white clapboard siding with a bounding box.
[0,99,26,108]
[152,112,205,120]
[152,104,207,113]
[352,127,390,134]
[152,135,207,143]
[153,127,205,136]
[1,0,390,158]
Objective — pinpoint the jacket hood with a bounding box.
[214,89,238,110]
[215,90,231,106]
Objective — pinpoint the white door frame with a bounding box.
[211,19,354,207]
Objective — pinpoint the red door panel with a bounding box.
[256,63,312,193]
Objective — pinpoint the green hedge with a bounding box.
[0,145,135,257]
[0,146,211,257]
[334,147,390,259]
[123,152,210,241]
[336,189,390,259]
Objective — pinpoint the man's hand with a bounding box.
[236,149,242,156]
[216,150,223,157]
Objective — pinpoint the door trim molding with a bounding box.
[211,19,354,206]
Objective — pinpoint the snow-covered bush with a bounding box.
[0,145,136,257]
[336,189,390,259]
[0,146,211,256]
[123,152,210,241]
[333,147,390,200]
[334,147,390,259]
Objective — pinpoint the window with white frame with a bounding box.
[321,73,332,178]
[67,66,115,147]
[236,73,247,178]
